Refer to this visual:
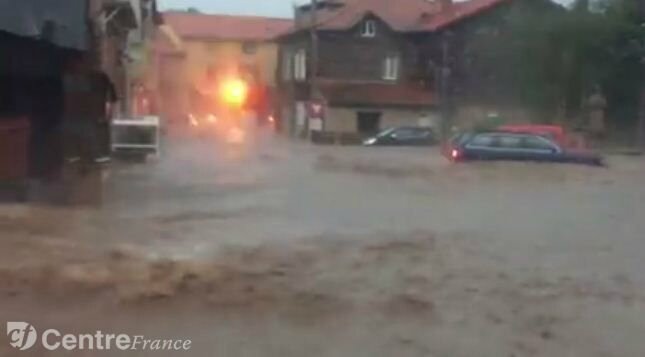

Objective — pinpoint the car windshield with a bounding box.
[376,127,397,137]
[1,0,644,356]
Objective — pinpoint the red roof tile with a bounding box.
[163,12,293,41]
[291,0,509,33]
[319,80,435,107]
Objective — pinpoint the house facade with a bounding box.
[0,0,156,178]
[277,0,556,140]
[149,12,292,124]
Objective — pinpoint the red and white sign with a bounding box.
[306,100,326,119]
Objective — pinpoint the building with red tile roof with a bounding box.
[163,12,293,41]
[147,12,294,123]
[289,0,510,33]
[277,0,557,138]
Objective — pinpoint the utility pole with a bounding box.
[439,31,452,141]
[638,1,645,149]
[308,0,319,141]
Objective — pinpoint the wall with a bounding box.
[158,38,280,120]
[157,53,188,121]
[182,39,280,87]
[324,106,439,133]
[317,18,417,82]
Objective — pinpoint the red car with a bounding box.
[497,124,568,147]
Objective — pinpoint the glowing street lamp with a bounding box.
[220,78,248,107]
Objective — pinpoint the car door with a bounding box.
[413,128,437,146]
[388,128,418,146]
[519,135,561,161]
[495,134,524,160]
[463,133,498,160]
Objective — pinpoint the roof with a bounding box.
[418,0,512,31]
[162,12,293,41]
[289,0,510,34]
[318,80,435,107]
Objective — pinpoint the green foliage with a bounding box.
[469,0,644,123]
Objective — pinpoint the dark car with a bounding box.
[444,131,604,166]
[363,126,438,146]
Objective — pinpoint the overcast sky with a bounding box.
[158,0,304,18]
[158,0,572,18]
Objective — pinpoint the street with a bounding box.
[1,134,645,356]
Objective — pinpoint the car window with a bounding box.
[391,128,416,138]
[521,135,557,151]
[497,135,522,148]
[392,128,431,139]
[451,133,473,146]
[468,134,495,147]
[376,127,396,137]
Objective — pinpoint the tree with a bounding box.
[468,0,645,125]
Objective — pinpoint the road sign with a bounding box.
[306,100,326,119]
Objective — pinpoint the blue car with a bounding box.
[444,131,604,166]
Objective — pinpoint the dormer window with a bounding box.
[361,20,376,37]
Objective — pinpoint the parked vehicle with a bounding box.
[363,126,437,146]
[444,131,604,166]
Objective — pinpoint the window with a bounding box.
[294,49,307,81]
[383,55,399,81]
[242,42,258,55]
[521,136,558,151]
[450,133,473,146]
[391,128,418,139]
[392,128,433,140]
[361,20,376,37]
[282,50,293,81]
[469,134,495,147]
[498,135,522,148]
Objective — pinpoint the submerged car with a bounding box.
[444,131,604,166]
[363,126,437,146]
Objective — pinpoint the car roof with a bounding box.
[466,130,537,137]
[391,126,433,130]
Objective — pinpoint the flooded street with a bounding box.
[2,135,645,356]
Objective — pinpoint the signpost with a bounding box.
[307,100,325,133]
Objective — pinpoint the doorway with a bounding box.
[356,111,381,135]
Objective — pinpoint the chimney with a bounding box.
[294,3,313,29]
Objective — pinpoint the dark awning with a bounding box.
[0,0,88,50]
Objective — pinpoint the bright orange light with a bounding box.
[189,113,199,127]
[207,114,218,123]
[220,78,248,106]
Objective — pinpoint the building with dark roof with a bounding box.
[277,0,557,139]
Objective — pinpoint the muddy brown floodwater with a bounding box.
[1,135,645,356]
